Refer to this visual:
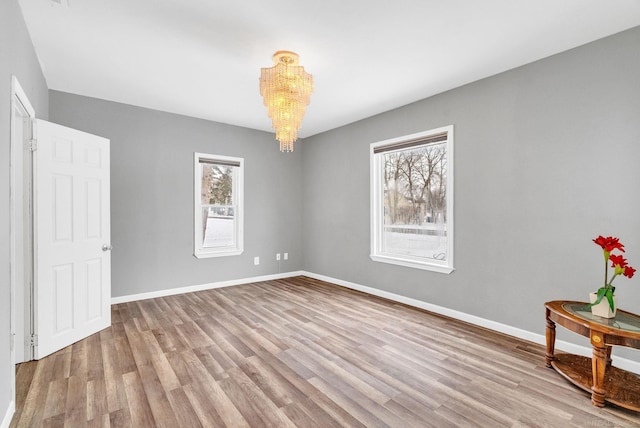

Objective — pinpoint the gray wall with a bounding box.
[302,26,640,360]
[0,0,49,419]
[49,92,304,298]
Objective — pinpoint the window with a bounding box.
[370,125,454,273]
[194,153,244,258]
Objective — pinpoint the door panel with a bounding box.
[34,119,111,359]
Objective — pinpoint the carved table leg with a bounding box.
[591,334,607,407]
[545,308,556,368]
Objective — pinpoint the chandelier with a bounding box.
[259,51,313,152]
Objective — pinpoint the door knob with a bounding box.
[102,244,113,251]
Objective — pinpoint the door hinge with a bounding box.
[29,334,38,347]
[26,139,37,151]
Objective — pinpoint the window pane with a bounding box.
[202,206,235,248]
[201,163,234,205]
[382,142,447,261]
[200,161,235,248]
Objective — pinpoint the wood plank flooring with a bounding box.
[11,276,640,427]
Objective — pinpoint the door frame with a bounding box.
[9,76,35,397]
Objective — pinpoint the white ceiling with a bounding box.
[18,0,640,139]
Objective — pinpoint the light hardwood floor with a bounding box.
[11,276,640,427]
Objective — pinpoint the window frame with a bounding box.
[370,125,454,273]
[194,152,244,258]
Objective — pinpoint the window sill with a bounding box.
[194,249,243,259]
[370,254,454,274]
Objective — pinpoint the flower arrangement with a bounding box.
[590,235,636,312]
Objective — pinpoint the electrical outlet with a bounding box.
[254,256,260,265]
[284,253,288,260]
[276,253,281,261]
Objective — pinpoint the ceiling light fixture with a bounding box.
[259,51,313,152]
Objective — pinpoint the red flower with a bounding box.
[624,266,636,279]
[609,254,628,269]
[610,254,629,277]
[593,235,625,253]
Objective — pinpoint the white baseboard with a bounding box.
[110,270,640,374]
[301,271,640,375]
[1,401,15,428]
[111,271,305,304]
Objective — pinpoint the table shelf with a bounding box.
[551,353,640,411]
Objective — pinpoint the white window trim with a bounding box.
[194,153,244,258]
[370,125,454,273]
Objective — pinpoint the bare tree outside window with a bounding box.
[382,144,447,260]
[202,164,233,206]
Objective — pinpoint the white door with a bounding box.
[33,119,111,359]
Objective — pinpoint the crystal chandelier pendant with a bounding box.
[259,51,313,152]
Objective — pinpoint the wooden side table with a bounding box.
[545,300,640,411]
